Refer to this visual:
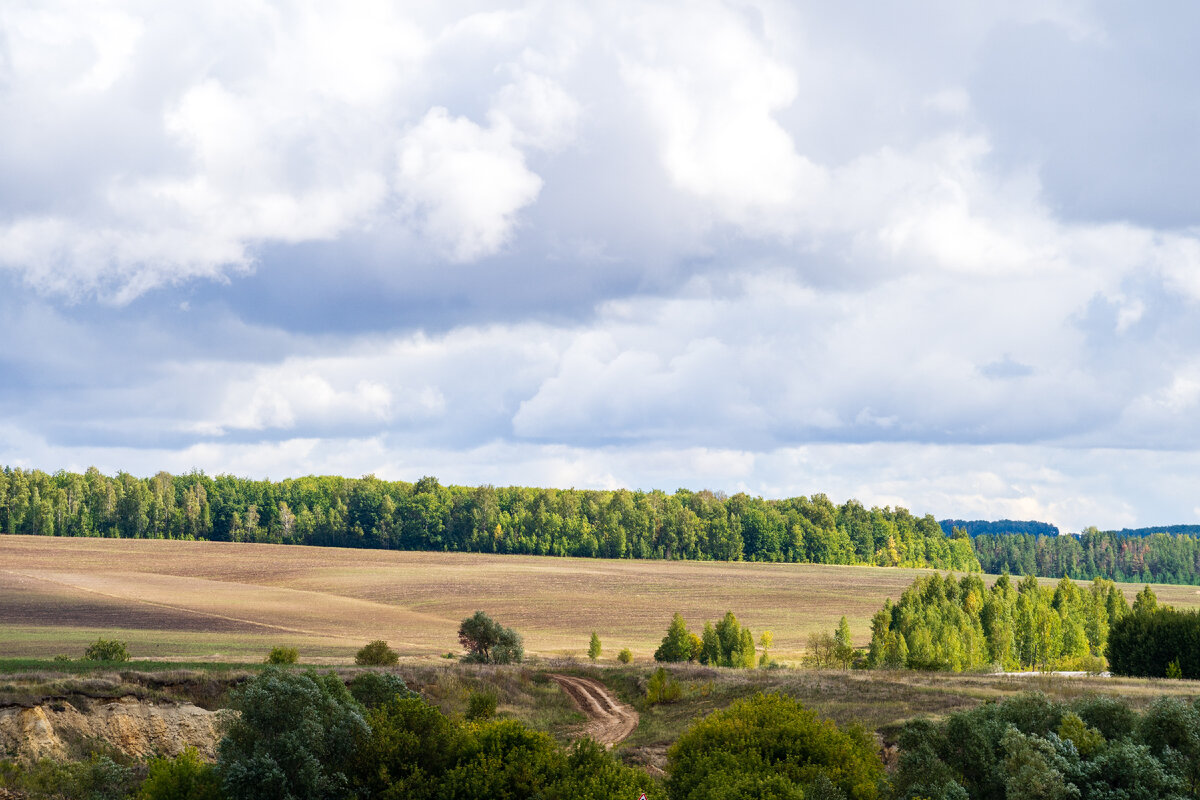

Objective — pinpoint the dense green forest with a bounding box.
[938,519,1060,537]
[1108,603,1200,679]
[0,466,979,569]
[866,572,1140,672]
[973,528,1200,584]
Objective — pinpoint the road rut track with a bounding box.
[549,674,639,747]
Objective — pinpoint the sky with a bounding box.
[1,1,1199,532]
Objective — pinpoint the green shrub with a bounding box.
[618,647,633,664]
[467,689,499,720]
[646,667,682,705]
[264,646,298,665]
[348,672,413,709]
[2,754,136,800]
[1167,658,1183,679]
[137,746,224,800]
[666,693,884,800]
[588,631,601,662]
[218,668,368,800]
[53,654,72,662]
[83,638,129,662]
[354,640,399,666]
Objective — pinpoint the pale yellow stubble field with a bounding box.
[2,535,1197,662]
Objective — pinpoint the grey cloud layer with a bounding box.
[2,1,1199,530]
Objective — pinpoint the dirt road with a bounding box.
[549,674,639,747]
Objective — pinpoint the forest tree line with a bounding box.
[973,528,1200,585]
[0,466,980,570]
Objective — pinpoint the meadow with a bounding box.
[3,535,1200,663]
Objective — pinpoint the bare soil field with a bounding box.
[2,535,1198,662]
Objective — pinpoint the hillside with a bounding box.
[3,536,1199,663]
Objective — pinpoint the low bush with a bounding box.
[0,754,136,800]
[467,689,499,720]
[137,746,223,800]
[83,638,129,662]
[646,667,682,705]
[264,646,298,665]
[666,693,884,800]
[618,648,633,664]
[354,640,398,666]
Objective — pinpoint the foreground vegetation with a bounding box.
[5,661,1200,800]
[0,667,886,800]
[0,466,977,569]
[893,691,1200,800]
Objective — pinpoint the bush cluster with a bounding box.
[654,611,758,668]
[892,691,1200,800]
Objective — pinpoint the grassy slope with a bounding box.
[3,535,1200,662]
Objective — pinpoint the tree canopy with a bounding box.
[457,611,523,664]
[0,466,978,570]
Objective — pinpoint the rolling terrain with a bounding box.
[3,535,1200,662]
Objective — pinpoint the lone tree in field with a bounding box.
[458,610,524,664]
[589,632,601,662]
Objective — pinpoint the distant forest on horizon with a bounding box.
[3,466,1200,583]
[0,465,978,571]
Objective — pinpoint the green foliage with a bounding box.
[218,667,369,800]
[0,465,978,570]
[1056,713,1104,758]
[617,647,633,664]
[457,610,523,664]
[588,631,601,662]
[138,747,224,800]
[83,638,129,662]
[264,645,299,665]
[665,692,884,800]
[891,691,1200,800]
[347,671,414,709]
[352,695,463,799]
[0,754,136,800]
[654,613,694,663]
[834,616,855,668]
[973,528,1200,585]
[1108,603,1200,678]
[466,689,498,720]
[867,573,1124,673]
[646,667,682,705]
[354,640,399,666]
[1168,658,1183,679]
[352,695,662,800]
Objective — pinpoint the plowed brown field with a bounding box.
[3,535,1197,663]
